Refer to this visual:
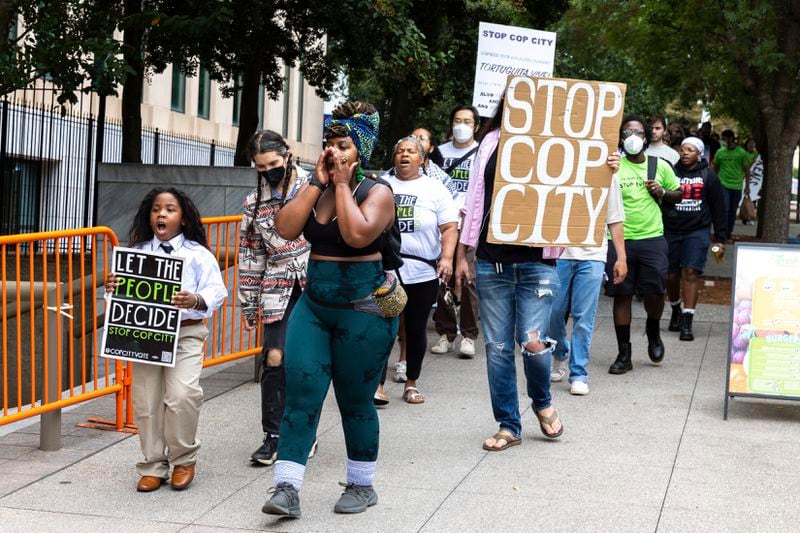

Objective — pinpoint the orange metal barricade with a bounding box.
[0,227,128,430]
[1,217,263,437]
[200,215,261,367]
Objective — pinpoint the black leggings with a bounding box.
[401,279,440,381]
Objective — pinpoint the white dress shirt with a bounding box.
[140,233,228,319]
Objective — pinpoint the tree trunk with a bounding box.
[760,140,794,243]
[754,126,769,239]
[120,0,144,163]
[0,1,11,52]
[233,63,262,166]
[383,85,411,168]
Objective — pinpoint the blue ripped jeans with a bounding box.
[475,260,558,438]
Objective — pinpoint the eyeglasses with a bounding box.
[622,129,645,138]
[453,119,475,126]
[411,134,430,141]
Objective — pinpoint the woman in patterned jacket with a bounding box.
[238,130,315,467]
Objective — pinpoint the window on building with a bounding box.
[282,66,291,138]
[171,66,186,113]
[296,78,304,141]
[197,65,211,119]
[9,16,17,46]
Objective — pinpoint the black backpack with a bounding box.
[353,175,404,272]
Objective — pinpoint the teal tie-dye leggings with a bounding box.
[277,260,399,465]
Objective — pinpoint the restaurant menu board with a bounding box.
[100,247,183,367]
[726,243,800,417]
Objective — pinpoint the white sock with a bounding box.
[671,300,682,308]
[346,459,376,486]
[683,308,695,314]
[274,460,305,491]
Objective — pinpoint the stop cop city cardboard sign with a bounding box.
[487,76,627,248]
[101,247,184,367]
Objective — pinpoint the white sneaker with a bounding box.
[393,361,407,383]
[570,381,589,396]
[551,358,568,382]
[430,335,453,354]
[459,338,475,358]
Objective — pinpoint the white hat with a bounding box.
[681,136,705,154]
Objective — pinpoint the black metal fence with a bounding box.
[0,88,236,236]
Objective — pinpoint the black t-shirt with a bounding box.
[476,148,552,265]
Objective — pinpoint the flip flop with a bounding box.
[535,409,564,439]
[482,430,521,452]
[373,390,389,406]
[403,386,425,404]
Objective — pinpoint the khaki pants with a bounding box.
[132,323,207,478]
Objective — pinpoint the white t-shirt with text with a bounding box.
[560,175,625,262]
[382,173,458,284]
[438,140,479,210]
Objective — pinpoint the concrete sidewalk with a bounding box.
[1,298,800,532]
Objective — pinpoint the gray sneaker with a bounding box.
[333,482,378,514]
[262,482,301,517]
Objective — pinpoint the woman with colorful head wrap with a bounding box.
[262,101,399,518]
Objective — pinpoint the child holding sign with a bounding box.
[106,187,227,493]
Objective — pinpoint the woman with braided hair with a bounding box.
[238,130,315,467]
[261,101,399,518]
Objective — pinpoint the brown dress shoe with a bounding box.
[171,464,195,490]
[137,476,165,492]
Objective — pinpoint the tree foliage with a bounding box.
[558,0,800,242]
[0,1,128,102]
[333,0,567,166]
[193,0,340,165]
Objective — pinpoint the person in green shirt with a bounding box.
[606,115,682,375]
[712,130,751,239]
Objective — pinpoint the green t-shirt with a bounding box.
[713,146,751,190]
[617,155,680,240]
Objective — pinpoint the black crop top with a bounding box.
[303,183,385,257]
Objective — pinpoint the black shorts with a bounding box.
[260,282,302,360]
[665,228,711,274]
[605,236,668,296]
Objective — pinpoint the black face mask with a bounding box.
[259,166,286,188]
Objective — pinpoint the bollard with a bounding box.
[40,283,65,451]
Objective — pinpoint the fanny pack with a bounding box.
[401,253,439,271]
[306,272,407,318]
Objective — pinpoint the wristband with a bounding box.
[192,293,200,310]
[309,176,328,192]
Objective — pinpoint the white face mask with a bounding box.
[452,123,474,144]
[623,135,644,155]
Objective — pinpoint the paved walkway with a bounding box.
[1,294,800,532]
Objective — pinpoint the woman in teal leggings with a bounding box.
[263,101,399,518]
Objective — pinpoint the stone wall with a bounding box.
[96,163,255,246]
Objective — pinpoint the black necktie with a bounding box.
[160,243,174,254]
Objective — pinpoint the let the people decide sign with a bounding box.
[101,247,184,367]
[487,76,627,248]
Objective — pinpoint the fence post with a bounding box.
[0,98,7,174]
[210,140,216,166]
[153,128,160,164]
[82,114,95,228]
[40,283,64,451]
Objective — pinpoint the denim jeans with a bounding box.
[475,259,557,438]
[550,259,605,384]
